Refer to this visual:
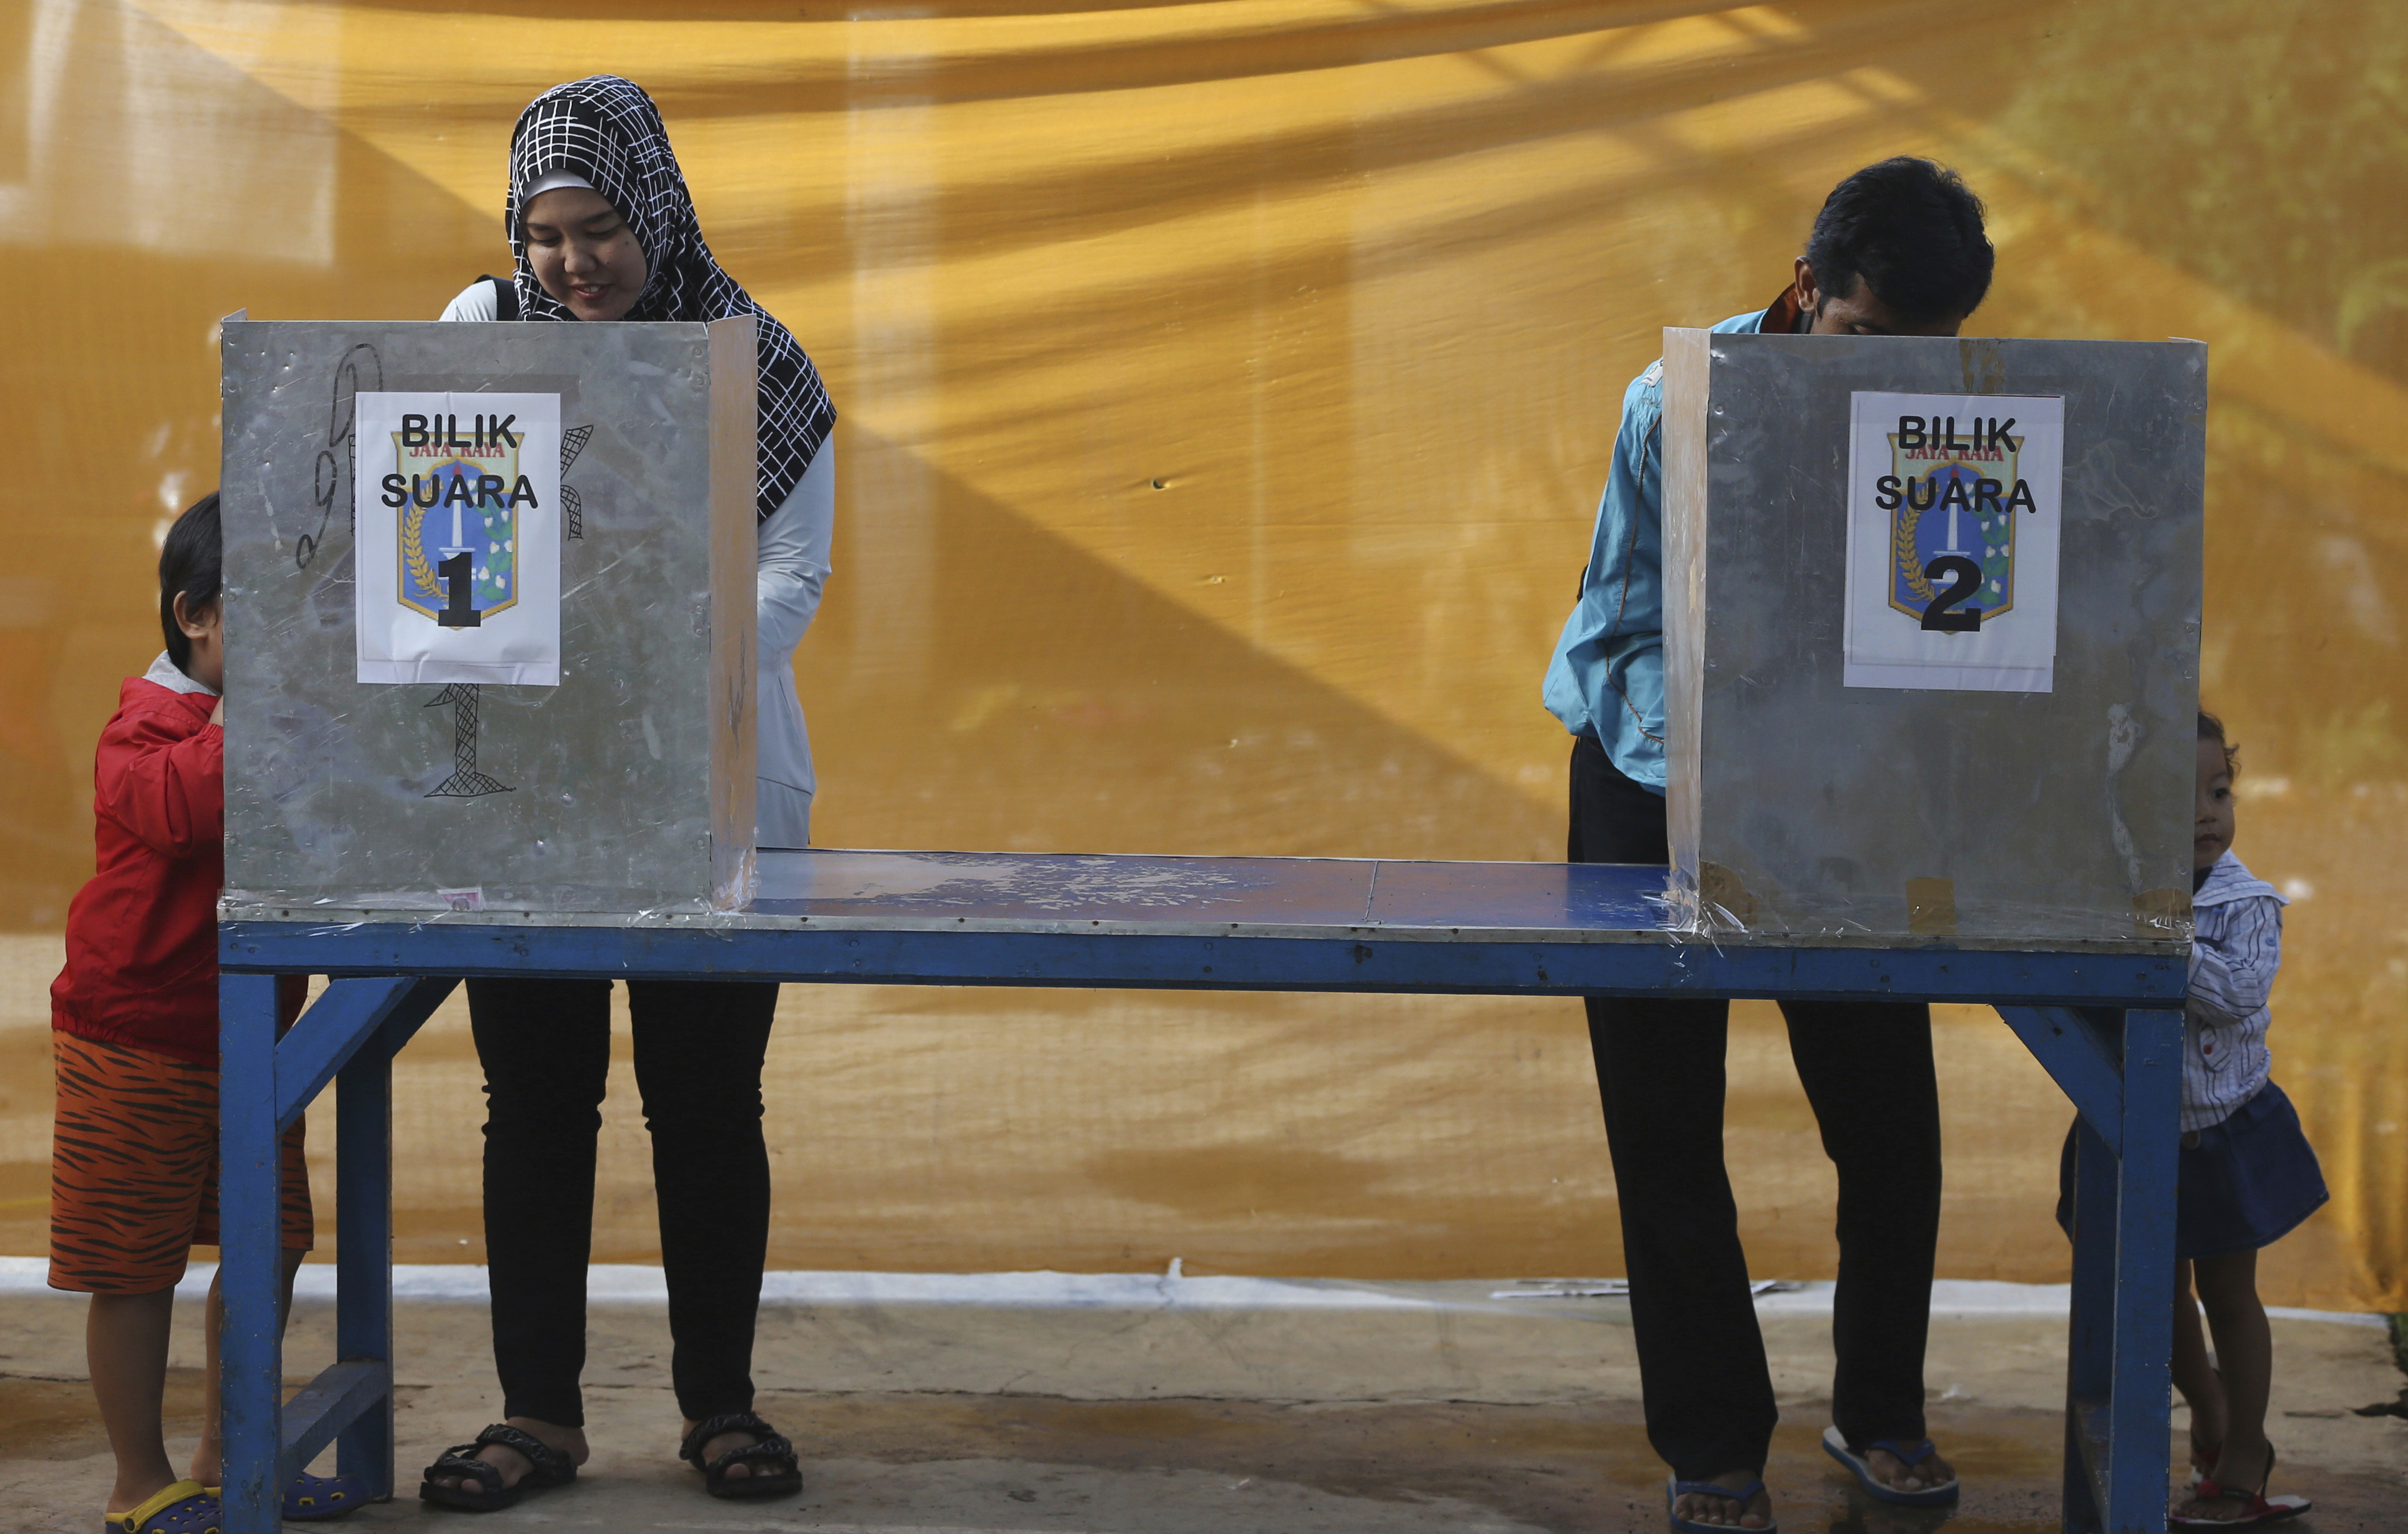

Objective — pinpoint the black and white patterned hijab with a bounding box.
[505,75,833,521]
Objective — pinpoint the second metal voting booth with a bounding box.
[213,321,2205,1534]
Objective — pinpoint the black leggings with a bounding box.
[1569,734,1942,1478]
[466,977,778,1427]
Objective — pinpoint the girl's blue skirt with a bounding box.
[2056,1081,2328,1262]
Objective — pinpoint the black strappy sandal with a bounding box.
[679,1411,804,1500]
[419,1422,579,1511]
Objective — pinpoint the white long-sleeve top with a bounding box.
[2184,850,2287,1133]
[441,279,831,847]
[752,449,831,847]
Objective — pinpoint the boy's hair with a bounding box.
[2199,708,2241,779]
[159,492,223,676]
[1804,157,1995,326]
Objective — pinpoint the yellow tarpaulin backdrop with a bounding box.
[1,0,2400,1310]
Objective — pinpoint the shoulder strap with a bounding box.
[478,273,519,322]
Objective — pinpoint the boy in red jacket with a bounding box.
[50,493,357,1530]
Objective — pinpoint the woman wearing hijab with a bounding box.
[418,75,828,1510]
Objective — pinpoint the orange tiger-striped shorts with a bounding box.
[49,1032,313,1294]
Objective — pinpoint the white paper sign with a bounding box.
[354,392,561,686]
[1843,391,2064,692]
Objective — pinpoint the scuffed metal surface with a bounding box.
[220,850,2184,953]
[1660,332,2204,946]
[218,319,757,912]
[759,850,1355,920]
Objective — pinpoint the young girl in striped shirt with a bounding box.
[2062,710,2327,1529]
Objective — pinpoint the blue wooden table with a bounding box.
[216,850,2185,1533]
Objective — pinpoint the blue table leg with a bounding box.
[2002,1001,2179,1532]
[333,1012,398,1499]
[2065,1101,2118,1529]
[218,973,287,1534]
[2102,1007,2181,1531]
[220,974,454,1527]
[2059,1005,2181,1533]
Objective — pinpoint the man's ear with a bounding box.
[1792,255,1820,319]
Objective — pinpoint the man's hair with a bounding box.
[1804,158,1994,325]
[2199,708,2240,780]
[160,492,223,675]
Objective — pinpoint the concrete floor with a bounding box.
[2,1281,2401,1532]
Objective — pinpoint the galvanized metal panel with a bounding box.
[1661,331,2206,946]
[219,319,758,912]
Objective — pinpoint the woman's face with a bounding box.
[522,185,648,321]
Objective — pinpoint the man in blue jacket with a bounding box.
[1543,159,1996,1532]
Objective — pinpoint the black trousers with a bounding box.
[465,977,779,1427]
[1569,734,1941,1478]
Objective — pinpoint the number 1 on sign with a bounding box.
[436,551,480,628]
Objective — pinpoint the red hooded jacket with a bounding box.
[50,673,232,1064]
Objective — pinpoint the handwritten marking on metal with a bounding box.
[423,683,513,798]
[559,423,593,540]
[825,856,1257,912]
[299,344,382,569]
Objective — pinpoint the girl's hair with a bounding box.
[2198,708,2240,779]
[159,492,223,674]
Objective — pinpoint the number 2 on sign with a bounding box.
[1920,555,1982,632]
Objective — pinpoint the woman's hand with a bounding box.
[210,698,225,726]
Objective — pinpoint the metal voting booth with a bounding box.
[221,316,762,914]
[215,324,2203,1534]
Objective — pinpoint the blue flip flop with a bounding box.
[106,1479,221,1534]
[1666,1475,1778,1533]
[278,1472,369,1520]
[201,1472,369,1522]
[1820,1425,1960,1506]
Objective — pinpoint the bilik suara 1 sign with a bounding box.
[354,391,563,686]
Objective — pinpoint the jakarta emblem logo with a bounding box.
[382,413,538,627]
[1875,414,2039,630]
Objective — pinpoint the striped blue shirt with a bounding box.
[2186,851,2287,1133]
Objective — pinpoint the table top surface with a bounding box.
[747,850,1663,939]
[222,848,2182,952]
[219,851,2188,1001]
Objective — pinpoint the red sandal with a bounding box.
[2171,1445,2309,1530]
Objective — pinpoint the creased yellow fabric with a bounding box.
[0,0,2398,1309]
